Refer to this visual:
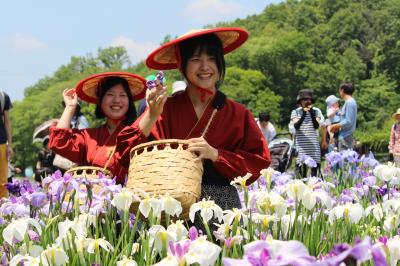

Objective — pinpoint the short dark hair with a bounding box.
[95,76,137,125]
[339,82,354,95]
[259,112,270,122]
[178,33,226,89]
[43,138,49,147]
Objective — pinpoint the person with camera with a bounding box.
[290,89,325,177]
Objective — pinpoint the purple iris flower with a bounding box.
[273,173,292,186]
[371,245,388,266]
[28,229,40,242]
[360,152,379,169]
[364,175,376,187]
[42,170,63,190]
[1,251,7,266]
[99,184,122,197]
[128,213,136,228]
[341,150,359,164]
[13,203,30,217]
[352,183,368,198]
[85,199,106,216]
[0,199,30,217]
[48,173,80,199]
[259,232,267,240]
[30,192,47,208]
[339,189,354,203]
[378,236,388,246]
[188,226,199,240]
[6,179,37,196]
[223,240,315,266]
[237,190,245,209]
[61,201,74,213]
[5,181,21,195]
[97,173,116,187]
[376,186,388,198]
[299,154,317,168]
[315,237,372,266]
[169,240,190,260]
[325,152,343,168]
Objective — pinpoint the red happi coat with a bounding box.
[49,124,127,184]
[116,91,270,185]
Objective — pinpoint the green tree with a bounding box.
[97,47,131,69]
[221,67,282,123]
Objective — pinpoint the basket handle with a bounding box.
[131,139,190,153]
[130,109,218,155]
[103,146,116,173]
[201,109,217,138]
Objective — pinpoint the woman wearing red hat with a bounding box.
[116,28,271,209]
[49,72,146,184]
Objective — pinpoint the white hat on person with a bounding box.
[172,81,187,95]
[325,95,340,107]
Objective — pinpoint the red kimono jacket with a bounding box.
[116,91,270,185]
[49,124,126,184]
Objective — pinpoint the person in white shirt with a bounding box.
[257,112,276,144]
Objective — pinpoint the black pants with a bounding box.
[295,163,321,178]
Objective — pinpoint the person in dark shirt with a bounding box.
[35,137,56,182]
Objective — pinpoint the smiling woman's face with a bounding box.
[100,84,129,120]
[185,49,220,92]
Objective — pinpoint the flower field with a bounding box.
[1,150,400,265]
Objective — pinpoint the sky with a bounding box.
[0,0,282,101]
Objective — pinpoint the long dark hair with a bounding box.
[178,33,226,89]
[95,76,137,125]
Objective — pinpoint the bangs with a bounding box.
[181,34,222,58]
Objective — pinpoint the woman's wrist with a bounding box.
[211,148,219,162]
[64,105,77,113]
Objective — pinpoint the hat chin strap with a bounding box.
[196,86,215,103]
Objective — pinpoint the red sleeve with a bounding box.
[48,127,86,164]
[115,123,148,170]
[213,110,271,185]
[115,103,173,170]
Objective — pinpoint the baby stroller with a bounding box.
[268,132,295,173]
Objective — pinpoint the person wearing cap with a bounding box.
[389,108,400,166]
[330,82,357,151]
[116,27,271,210]
[325,95,341,152]
[290,89,325,177]
[49,72,146,184]
[171,80,187,95]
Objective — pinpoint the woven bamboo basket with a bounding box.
[65,166,112,197]
[127,139,203,218]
